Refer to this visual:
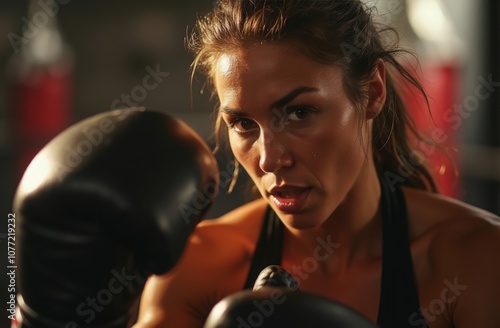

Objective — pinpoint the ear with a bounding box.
[366,59,387,120]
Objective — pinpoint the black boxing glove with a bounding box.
[13,108,219,328]
[204,266,377,328]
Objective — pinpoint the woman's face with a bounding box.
[214,43,374,229]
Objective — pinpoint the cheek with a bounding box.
[306,118,367,176]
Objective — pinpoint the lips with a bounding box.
[269,185,311,213]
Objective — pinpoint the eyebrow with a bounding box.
[220,86,319,116]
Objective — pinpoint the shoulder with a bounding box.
[402,186,499,241]
[136,198,268,326]
[195,197,269,247]
[179,198,269,274]
[163,196,269,285]
[403,186,500,279]
[403,187,500,326]
[405,187,500,269]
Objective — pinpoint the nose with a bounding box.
[258,128,293,173]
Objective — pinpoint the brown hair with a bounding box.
[188,0,438,192]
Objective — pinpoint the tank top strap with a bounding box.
[242,206,284,290]
[376,174,426,327]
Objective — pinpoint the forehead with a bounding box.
[214,43,344,105]
[215,44,295,80]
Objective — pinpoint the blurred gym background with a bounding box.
[0,0,498,326]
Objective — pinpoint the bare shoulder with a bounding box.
[402,186,500,241]
[403,186,500,261]
[403,187,500,326]
[136,198,268,327]
[188,197,269,267]
[165,196,269,299]
[169,196,268,274]
[196,197,268,245]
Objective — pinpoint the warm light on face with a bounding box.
[217,54,234,77]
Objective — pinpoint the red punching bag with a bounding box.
[388,0,464,197]
[404,62,461,197]
[7,0,74,182]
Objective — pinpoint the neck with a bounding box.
[284,165,383,275]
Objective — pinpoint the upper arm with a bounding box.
[134,273,206,328]
[133,231,220,328]
[133,201,265,327]
[132,221,256,327]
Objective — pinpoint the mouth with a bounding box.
[269,185,311,213]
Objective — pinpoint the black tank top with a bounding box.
[243,175,428,328]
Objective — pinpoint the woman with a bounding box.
[135,1,500,327]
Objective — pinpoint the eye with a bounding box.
[227,118,258,134]
[286,107,313,122]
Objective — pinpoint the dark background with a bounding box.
[0,0,498,327]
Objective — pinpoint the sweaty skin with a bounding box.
[135,44,500,328]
